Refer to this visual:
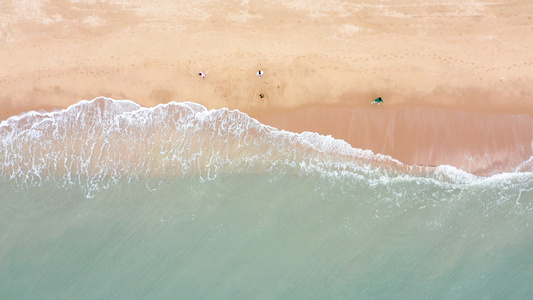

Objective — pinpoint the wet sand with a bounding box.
[1,0,532,175]
[258,106,533,176]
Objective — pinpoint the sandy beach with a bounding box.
[1,0,532,175]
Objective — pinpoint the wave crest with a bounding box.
[1,97,531,197]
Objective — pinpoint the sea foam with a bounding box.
[0,97,531,197]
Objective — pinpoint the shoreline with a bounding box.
[257,104,533,176]
[1,0,532,176]
[3,97,532,177]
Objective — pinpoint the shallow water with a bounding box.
[1,174,532,299]
[1,98,532,299]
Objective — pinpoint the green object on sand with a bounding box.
[372,97,383,105]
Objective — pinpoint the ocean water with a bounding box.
[1,97,532,299]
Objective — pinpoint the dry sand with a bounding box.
[1,0,532,175]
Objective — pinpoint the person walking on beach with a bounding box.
[256,70,264,78]
[199,72,205,79]
[371,97,383,105]
[259,94,265,100]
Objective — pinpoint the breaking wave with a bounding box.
[0,97,532,198]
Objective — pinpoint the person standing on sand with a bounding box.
[371,97,383,105]
[256,70,264,78]
[199,72,205,79]
[259,94,265,99]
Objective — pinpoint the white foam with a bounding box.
[1,97,531,198]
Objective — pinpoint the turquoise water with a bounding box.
[1,98,532,299]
